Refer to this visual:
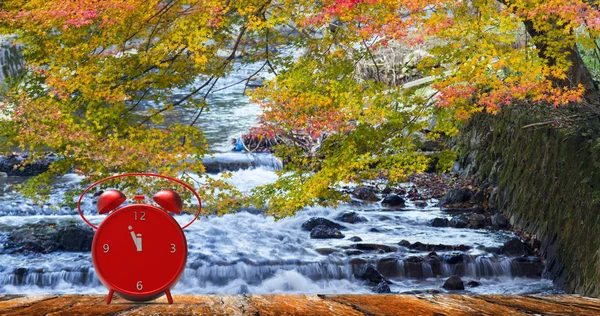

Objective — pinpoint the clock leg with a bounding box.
[165,289,173,304]
[106,289,114,304]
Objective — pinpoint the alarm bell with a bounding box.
[96,189,183,214]
[153,189,183,214]
[97,190,126,214]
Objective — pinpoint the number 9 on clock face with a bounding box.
[92,204,187,301]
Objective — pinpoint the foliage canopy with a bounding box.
[0,0,599,215]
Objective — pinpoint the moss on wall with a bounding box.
[457,108,600,296]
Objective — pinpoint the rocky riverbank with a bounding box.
[0,294,598,315]
[455,107,600,297]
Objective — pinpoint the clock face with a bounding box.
[92,204,187,299]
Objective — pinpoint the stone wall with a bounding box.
[456,107,600,296]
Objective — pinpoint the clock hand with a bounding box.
[128,226,143,252]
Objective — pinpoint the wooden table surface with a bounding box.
[0,294,599,315]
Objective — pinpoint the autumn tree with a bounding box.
[0,0,599,215]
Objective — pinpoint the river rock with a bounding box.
[4,221,94,254]
[335,211,367,224]
[450,214,469,228]
[511,256,545,277]
[398,240,411,248]
[472,205,485,214]
[351,186,379,202]
[0,153,57,176]
[441,188,472,206]
[348,236,363,242]
[470,190,486,204]
[345,250,364,256]
[376,257,401,278]
[407,241,471,252]
[466,280,482,288]
[431,217,449,227]
[57,224,95,252]
[426,253,443,276]
[501,238,532,256]
[353,264,389,285]
[352,243,396,253]
[491,213,509,229]
[442,275,465,290]
[404,256,425,278]
[381,194,405,208]
[301,217,345,231]
[468,213,487,228]
[315,248,339,255]
[414,201,428,208]
[373,281,391,293]
[310,226,345,239]
[443,252,469,264]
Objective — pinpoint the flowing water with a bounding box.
[0,52,561,295]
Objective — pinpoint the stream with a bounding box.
[0,45,561,295]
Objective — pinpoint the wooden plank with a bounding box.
[0,294,598,315]
[479,295,600,315]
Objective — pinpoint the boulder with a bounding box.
[56,224,95,252]
[426,253,443,276]
[373,281,391,293]
[472,205,485,214]
[398,240,411,248]
[353,264,389,285]
[468,214,487,229]
[431,218,449,227]
[414,201,428,208]
[443,252,469,264]
[335,211,367,224]
[466,280,482,288]
[310,226,345,239]
[470,190,486,204]
[348,236,363,242]
[491,213,509,229]
[353,243,396,253]
[376,257,402,278]
[404,256,425,278]
[345,250,364,256]
[4,221,94,254]
[407,241,471,252]
[351,186,379,202]
[501,238,532,256]
[441,188,472,205]
[442,275,465,290]
[0,153,57,176]
[511,256,545,277]
[381,194,405,208]
[449,214,469,228]
[301,217,345,231]
[315,248,339,255]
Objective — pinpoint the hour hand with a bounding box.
[128,226,142,252]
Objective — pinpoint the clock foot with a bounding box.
[165,289,173,304]
[106,289,114,304]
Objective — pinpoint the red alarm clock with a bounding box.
[77,173,202,304]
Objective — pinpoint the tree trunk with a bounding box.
[522,20,600,106]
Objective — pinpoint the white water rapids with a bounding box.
[0,48,560,295]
